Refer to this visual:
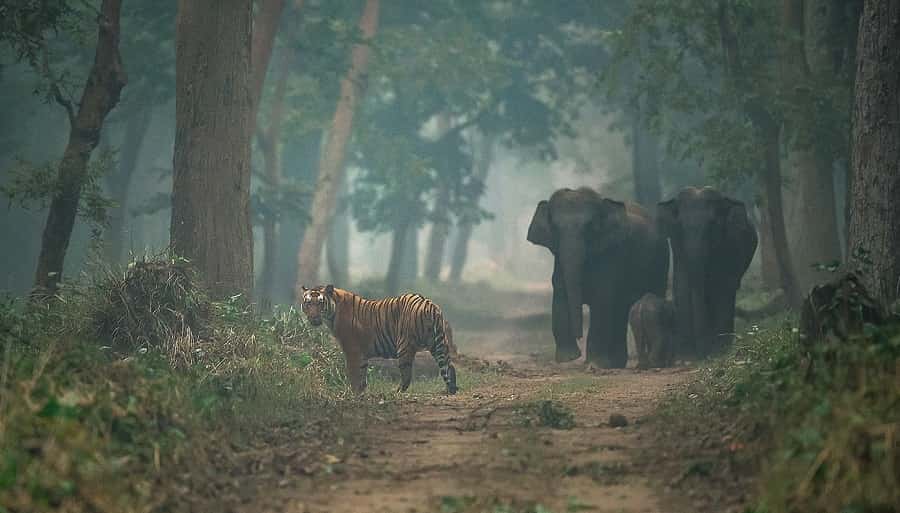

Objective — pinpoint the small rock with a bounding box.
[609,414,628,427]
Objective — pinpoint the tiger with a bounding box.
[299,285,459,395]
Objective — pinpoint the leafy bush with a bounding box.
[659,311,899,513]
[0,257,369,512]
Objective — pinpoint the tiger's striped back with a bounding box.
[300,286,458,394]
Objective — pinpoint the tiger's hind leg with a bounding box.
[397,341,414,393]
[431,319,459,395]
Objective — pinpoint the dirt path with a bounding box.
[235,292,695,513]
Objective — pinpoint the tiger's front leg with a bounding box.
[345,348,367,394]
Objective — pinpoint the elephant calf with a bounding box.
[629,293,675,369]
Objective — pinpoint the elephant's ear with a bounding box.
[723,199,758,275]
[527,200,555,250]
[589,198,629,254]
[656,198,678,236]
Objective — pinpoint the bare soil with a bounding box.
[187,292,706,513]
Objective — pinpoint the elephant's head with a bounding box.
[657,186,750,281]
[527,187,629,339]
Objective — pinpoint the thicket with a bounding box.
[0,257,372,512]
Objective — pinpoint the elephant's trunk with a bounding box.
[559,236,585,339]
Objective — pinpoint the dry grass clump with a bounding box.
[86,257,208,367]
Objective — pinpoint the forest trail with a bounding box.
[226,291,695,513]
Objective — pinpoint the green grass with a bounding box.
[657,311,900,513]
[0,258,391,512]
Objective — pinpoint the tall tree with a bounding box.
[171,0,254,298]
[449,132,494,282]
[257,54,290,307]
[104,105,152,265]
[424,113,454,283]
[295,0,380,294]
[783,0,847,290]
[31,0,127,296]
[848,0,900,305]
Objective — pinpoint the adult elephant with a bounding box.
[527,187,669,367]
[657,186,758,358]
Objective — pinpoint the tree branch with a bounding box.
[40,43,75,125]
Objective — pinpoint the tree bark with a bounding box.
[32,0,127,297]
[326,199,350,287]
[105,105,152,266]
[757,202,781,290]
[759,120,802,307]
[424,113,453,283]
[250,0,289,121]
[717,0,802,307]
[257,55,289,308]
[171,0,254,299]
[449,133,494,282]
[385,220,411,296]
[782,0,843,291]
[424,182,451,282]
[848,0,900,305]
[295,0,379,296]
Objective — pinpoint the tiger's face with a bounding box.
[300,285,335,327]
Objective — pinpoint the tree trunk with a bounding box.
[385,220,410,296]
[449,133,494,282]
[171,0,254,299]
[424,183,451,282]
[398,223,419,291]
[250,0,288,121]
[295,0,379,296]
[757,202,781,290]
[718,0,801,307]
[848,0,900,306]
[32,0,126,297]
[759,121,802,308]
[631,96,662,210]
[782,0,843,291]
[842,0,865,258]
[326,197,351,287]
[257,56,289,308]
[105,105,152,266]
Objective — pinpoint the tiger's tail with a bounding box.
[430,311,458,395]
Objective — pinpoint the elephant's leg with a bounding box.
[552,268,581,362]
[608,302,630,368]
[671,261,695,359]
[709,285,738,354]
[586,300,628,368]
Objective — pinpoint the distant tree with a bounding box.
[606,0,856,307]
[848,0,900,306]
[6,0,129,297]
[170,0,254,299]
[295,0,380,295]
[103,1,178,265]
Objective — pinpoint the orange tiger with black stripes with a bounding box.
[299,285,458,395]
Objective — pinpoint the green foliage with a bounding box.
[1,149,116,237]
[603,0,856,187]
[660,312,900,513]
[0,256,373,512]
[513,400,576,430]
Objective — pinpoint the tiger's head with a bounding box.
[300,285,336,327]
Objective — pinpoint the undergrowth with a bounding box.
[658,313,899,513]
[0,257,388,512]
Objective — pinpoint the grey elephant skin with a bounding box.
[527,187,669,367]
[629,293,676,369]
[657,187,758,358]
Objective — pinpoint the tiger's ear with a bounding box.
[324,284,335,296]
[300,286,309,293]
